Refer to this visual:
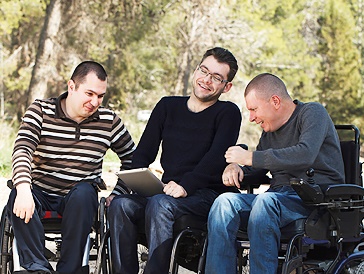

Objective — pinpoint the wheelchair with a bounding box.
[93,195,211,274]
[169,124,364,274]
[234,124,364,274]
[0,180,110,274]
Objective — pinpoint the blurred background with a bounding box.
[1,0,364,179]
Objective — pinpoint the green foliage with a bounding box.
[0,120,16,178]
[317,0,363,127]
[0,0,363,145]
[0,0,47,119]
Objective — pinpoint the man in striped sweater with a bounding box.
[6,61,135,274]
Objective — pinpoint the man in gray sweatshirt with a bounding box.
[205,73,345,274]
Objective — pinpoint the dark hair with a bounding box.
[200,47,238,82]
[70,61,107,89]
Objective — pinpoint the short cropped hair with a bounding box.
[200,47,238,82]
[71,61,107,89]
[244,73,291,100]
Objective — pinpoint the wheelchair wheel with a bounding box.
[94,197,112,274]
[137,244,148,274]
[0,207,13,274]
[94,229,112,274]
[340,258,364,274]
[237,248,249,274]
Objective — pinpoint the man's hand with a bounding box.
[13,183,34,224]
[222,163,244,189]
[225,146,253,166]
[105,194,116,207]
[163,181,187,198]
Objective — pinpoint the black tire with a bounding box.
[0,207,13,274]
[94,228,111,274]
[137,244,148,274]
[338,257,364,274]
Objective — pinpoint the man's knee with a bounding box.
[252,192,279,210]
[108,195,142,220]
[249,193,280,226]
[147,194,173,210]
[69,182,97,202]
[210,193,241,214]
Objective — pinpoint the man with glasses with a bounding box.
[107,47,242,274]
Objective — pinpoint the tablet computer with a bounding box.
[115,168,164,197]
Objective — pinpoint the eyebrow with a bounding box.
[87,89,106,97]
[200,65,225,79]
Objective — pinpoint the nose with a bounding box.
[90,96,100,107]
[202,73,213,83]
[249,111,255,122]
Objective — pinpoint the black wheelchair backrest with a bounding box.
[335,125,362,186]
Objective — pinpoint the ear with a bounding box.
[222,82,233,94]
[270,95,281,109]
[67,80,75,93]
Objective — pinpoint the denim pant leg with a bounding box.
[6,188,53,272]
[248,187,313,274]
[205,192,256,274]
[108,194,148,274]
[56,182,98,274]
[144,189,218,274]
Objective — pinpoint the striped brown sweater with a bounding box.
[11,92,135,196]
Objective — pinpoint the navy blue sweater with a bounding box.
[132,96,242,195]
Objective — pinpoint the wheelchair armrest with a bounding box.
[324,184,364,200]
[290,178,324,204]
[7,180,13,189]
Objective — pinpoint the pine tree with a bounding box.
[317,0,363,127]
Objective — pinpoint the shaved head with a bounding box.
[245,73,291,100]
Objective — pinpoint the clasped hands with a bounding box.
[223,145,253,189]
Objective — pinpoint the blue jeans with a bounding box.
[205,186,313,274]
[108,188,218,274]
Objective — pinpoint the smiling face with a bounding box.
[191,55,232,104]
[66,72,107,122]
[245,90,282,132]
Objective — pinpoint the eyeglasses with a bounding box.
[197,65,229,84]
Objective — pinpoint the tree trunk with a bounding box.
[27,0,62,105]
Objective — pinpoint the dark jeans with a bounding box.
[7,182,98,274]
[108,188,218,274]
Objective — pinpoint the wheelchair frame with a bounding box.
[168,124,364,274]
[0,193,110,274]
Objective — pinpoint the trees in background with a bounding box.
[0,0,363,135]
[317,0,363,126]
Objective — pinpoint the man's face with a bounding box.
[67,72,107,120]
[191,55,232,103]
[245,91,280,132]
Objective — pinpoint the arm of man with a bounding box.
[108,98,165,203]
[11,102,42,222]
[252,103,333,171]
[107,113,136,205]
[13,183,34,223]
